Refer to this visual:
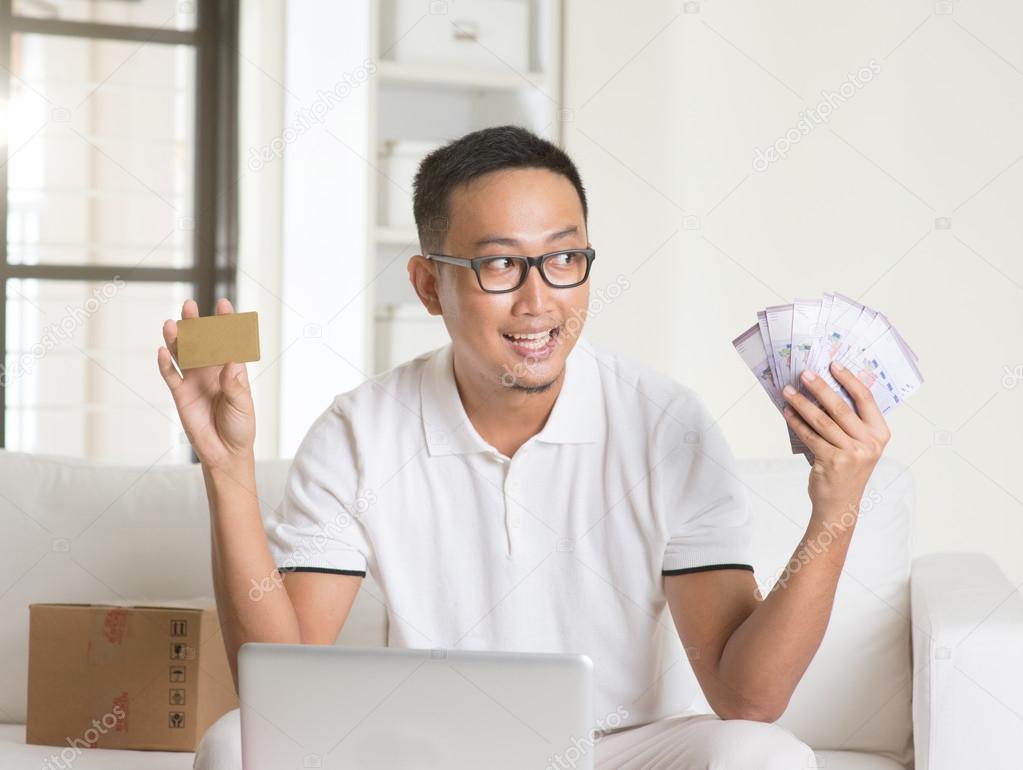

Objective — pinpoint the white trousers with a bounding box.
[194,707,818,770]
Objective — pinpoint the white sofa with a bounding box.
[1,450,1020,769]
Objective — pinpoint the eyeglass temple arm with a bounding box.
[425,254,471,267]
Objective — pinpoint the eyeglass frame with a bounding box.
[425,247,597,294]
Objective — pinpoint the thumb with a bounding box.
[219,362,250,407]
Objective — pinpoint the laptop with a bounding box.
[238,642,595,770]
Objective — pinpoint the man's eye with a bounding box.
[483,258,515,270]
[552,252,581,266]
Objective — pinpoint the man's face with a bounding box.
[425,167,590,394]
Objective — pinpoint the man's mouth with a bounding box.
[502,325,561,355]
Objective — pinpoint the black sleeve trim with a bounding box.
[662,563,754,576]
[277,566,366,577]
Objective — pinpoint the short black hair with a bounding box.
[412,125,588,254]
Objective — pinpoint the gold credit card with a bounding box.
[176,311,260,370]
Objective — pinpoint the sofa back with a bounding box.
[675,457,915,764]
[0,451,913,764]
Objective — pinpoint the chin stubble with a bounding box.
[509,380,556,395]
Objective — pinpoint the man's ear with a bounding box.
[408,254,443,316]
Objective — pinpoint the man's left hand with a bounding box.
[782,360,891,516]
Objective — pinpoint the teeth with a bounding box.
[506,327,557,342]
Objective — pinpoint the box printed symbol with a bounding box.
[169,666,186,682]
[169,711,185,728]
[169,642,194,660]
[169,688,186,705]
[170,619,188,637]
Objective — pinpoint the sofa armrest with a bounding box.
[911,553,1023,770]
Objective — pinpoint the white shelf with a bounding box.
[376,59,549,92]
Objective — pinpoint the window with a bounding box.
[0,0,238,462]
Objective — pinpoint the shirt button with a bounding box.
[509,512,522,528]
[509,479,521,492]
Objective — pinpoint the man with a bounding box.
[160,126,890,769]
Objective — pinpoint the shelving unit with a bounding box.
[364,0,564,373]
[376,59,550,91]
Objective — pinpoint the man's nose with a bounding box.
[512,262,550,312]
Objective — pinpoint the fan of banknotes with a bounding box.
[732,292,924,462]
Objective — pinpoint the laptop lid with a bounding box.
[239,643,594,770]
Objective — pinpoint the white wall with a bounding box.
[563,0,1023,584]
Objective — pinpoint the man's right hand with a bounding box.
[158,298,256,469]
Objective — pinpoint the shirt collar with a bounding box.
[421,337,604,457]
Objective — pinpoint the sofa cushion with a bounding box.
[0,723,193,769]
[0,450,387,725]
[814,750,906,770]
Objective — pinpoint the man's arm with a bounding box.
[205,460,362,693]
[665,510,855,721]
[665,361,890,722]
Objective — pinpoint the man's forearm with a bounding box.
[204,459,302,693]
[716,502,859,721]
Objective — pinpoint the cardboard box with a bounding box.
[26,599,239,752]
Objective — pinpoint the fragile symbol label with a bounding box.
[169,642,195,660]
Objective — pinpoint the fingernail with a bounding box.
[802,369,816,382]
[783,385,796,396]
[832,360,844,371]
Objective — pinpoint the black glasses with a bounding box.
[426,248,596,294]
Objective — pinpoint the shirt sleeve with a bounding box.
[266,399,372,578]
[655,389,755,576]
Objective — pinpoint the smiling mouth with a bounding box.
[502,325,561,351]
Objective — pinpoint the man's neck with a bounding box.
[452,352,565,459]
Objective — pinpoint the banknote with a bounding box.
[733,293,923,464]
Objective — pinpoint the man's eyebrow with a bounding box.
[473,226,579,248]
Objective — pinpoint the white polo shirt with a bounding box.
[267,336,754,729]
